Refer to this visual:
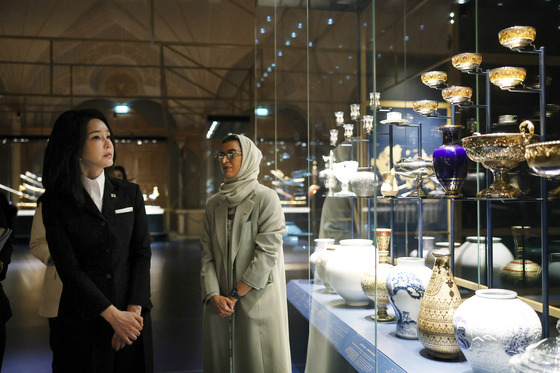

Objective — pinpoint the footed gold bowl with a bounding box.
[461,121,538,199]
[525,140,560,178]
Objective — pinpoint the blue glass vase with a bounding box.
[433,125,468,198]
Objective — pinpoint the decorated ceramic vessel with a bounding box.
[386,257,432,339]
[453,289,542,373]
[417,249,462,359]
[361,228,394,321]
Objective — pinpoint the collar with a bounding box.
[81,171,105,211]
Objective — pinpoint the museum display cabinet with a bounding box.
[253,1,560,372]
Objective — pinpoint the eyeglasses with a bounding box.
[214,150,242,161]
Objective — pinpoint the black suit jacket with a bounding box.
[0,193,14,324]
[41,174,153,371]
[41,174,152,327]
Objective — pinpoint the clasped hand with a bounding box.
[210,295,238,318]
[101,305,143,351]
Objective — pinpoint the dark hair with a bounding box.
[42,109,115,205]
[112,165,128,180]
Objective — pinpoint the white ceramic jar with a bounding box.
[325,239,376,306]
[386,257,432,339]
[549,253,560,286]
[454,236,514,288]
[453,289,542,373]
[315,246,337,293]
[310,238,335,284]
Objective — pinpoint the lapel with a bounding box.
[102,176,117,224]
[83,189,105,221]
[215,202,228,262]
[230,196,255,262]
[82,171,115,222]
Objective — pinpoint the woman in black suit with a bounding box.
[0,192,15,371]
[40,109,153,372]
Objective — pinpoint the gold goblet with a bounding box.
[461,121,538,199]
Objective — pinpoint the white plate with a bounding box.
[380,118,410,125]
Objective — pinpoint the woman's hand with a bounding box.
[112,333,127,351]
[209,295,236,318]
[109,304,144,351]
[101,305,143,346]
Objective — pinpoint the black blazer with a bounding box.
[41,175,152,324]
[0,193,14,324]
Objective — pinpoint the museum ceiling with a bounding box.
[0,0,557,137]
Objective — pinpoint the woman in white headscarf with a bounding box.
[200,134,291,373]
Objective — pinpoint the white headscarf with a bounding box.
[216,134,262,208]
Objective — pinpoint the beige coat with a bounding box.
[200,184,291,373]
[29,203,63,318]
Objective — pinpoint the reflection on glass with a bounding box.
[501,226,542,286]
[335,111,344,125]
[350,104,360,120]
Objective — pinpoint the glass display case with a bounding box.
[254,1,560,372]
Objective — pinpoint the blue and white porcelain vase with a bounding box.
[453,289,542,373]
[433,124,468,198]
[386,257,432,339]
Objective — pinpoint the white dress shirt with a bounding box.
[81,171,105,212]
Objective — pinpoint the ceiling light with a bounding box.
[255,107,268,116]
[206,121,220,139]
[115,104,129,114]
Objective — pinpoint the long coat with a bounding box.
[41,174,153,373]
[200,184,291,373]
[30,202,63,318]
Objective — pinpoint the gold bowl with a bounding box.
[461,121,538,198]
[498,26,536,49]
[525,140,560,178]
[489,67,526,89]
[421,71,447,88]
[452,52,482,71]
[412,100,438,115]
[442,86,473,104]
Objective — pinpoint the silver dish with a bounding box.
[395,157,434,198]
